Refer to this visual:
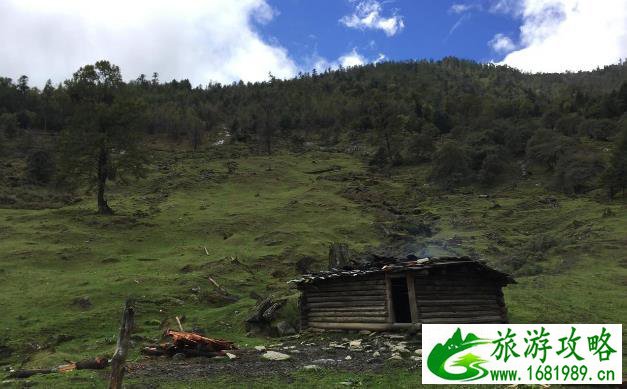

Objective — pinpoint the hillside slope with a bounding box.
[0,142,625,386]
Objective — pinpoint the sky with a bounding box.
[0,0,625,87]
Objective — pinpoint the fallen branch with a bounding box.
[175,316,184,332]
[305,165,342,175]
[5,357,109,379]
[207,276,229,296]
[141,329,236,359]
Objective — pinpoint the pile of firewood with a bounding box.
[141,329,237,358]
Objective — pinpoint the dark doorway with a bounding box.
[390,277,412,323]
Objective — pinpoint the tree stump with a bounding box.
[109,300,134,389]
[328,242,352,269]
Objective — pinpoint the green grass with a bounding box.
[1,144,625,387]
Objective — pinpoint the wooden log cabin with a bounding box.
[291,256,515,331]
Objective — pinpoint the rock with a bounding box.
[414,349,422,356]
[172,353,186,360]
[303,365,320,371]
[254,345,266,352]
[262,351,290,361]
[225,352,237,359]
[312,358,336,365]
[358,330,371,335]
[388,353,403,360]
[410,356,421,362]
[275,321,297,337]
[372,351,380,357]
[389,343,410,357]
[344,355,352,360]
[71,296,92,310]
[348,340,362,350]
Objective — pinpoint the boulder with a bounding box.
[275,321,296,337]
[261,351,290,361]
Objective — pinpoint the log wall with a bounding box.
[298,269,509,331]
[414,274,508,324]
[300,275,389,330]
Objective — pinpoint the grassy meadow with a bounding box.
[1,141,625,387]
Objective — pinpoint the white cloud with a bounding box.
[450,4,472,14]
[310,48,382,72]
[489,33,517,54]
[340,0,405,37]
[0,0,298,86]
[495,0,627,73]
[339,48,368,67]
[449,3,481,14]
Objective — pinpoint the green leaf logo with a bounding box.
[427,328,492,381]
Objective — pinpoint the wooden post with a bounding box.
[385,274,394,323]
[109,300,134,389]
[406,273,419,324]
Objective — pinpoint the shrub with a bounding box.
[27,150,56,184]
[0,113,18,139]
[526,128,576,170]
[478,151,506,185]
[553,150,604,194]
[429,140,472,189]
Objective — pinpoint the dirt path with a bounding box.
[128,332,422,381]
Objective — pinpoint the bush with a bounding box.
[553,150,604,194]
[368,147,388,168]
[0,113,18,139]
[403,131,435,164]
[429,140,472,189]
[578,118,617,141]
[27,150,56,184]
[526,128,576,170]
[478,152,506,185]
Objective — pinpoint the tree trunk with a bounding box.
[109,301,134,389]
[328,242,351,269]
[97,145,113,215]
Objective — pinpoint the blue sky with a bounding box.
[0,0,625,86]
[261,0,520,70]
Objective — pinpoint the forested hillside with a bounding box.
[0,58,626,386]
[1,58,626,206]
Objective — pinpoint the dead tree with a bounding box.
[109,300,134,389]
[328,242,352,269]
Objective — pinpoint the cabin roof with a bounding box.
[289,256,515,286]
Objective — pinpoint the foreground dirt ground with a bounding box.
[128,331,421,382]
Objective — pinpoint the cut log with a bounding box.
[305,295,386,303]
[307,322,393,331]
[421,315,503,324]
[305,301,386,308]
[109,300,134,389]
[304,290,385,297]
[417,299,497,306]
[307,306,388,312]
[165,330,236,351]
[305,316,388,323]
[6,369,54,379]
[419,304,500,313]
[308,310,387,317]
[420,310,502,319]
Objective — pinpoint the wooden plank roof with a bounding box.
[289,256,515,286]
